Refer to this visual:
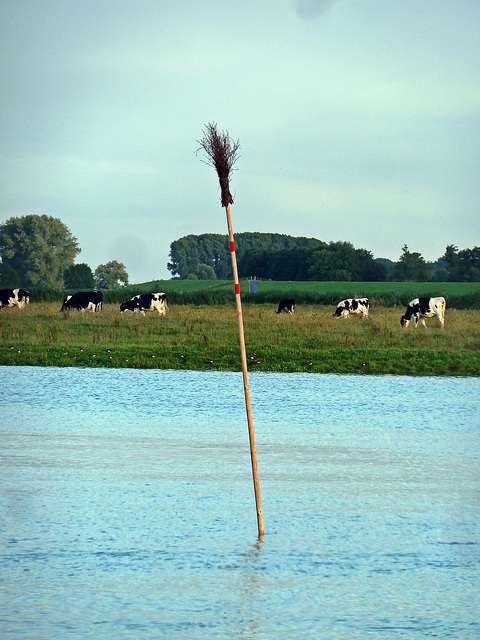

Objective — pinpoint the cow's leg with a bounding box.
[154,304,166,315]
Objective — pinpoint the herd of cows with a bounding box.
[0,288,168,316]
[276,295,446,328]
[58,291,169,315]
[0,287,446,328]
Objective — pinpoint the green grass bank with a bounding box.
[1,301,479,376]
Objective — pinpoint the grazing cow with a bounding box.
[0,288,30,310]
[61,291,103,312]
[400,296,446,328]
[333,298,369,319]
[120,292,168,316]
[276,298,295,314]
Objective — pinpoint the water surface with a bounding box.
[1,367,479,639]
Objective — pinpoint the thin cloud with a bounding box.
[296,0,336,20]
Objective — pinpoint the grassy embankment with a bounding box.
[1,279,479,375]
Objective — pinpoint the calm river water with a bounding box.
[1,366,479,639]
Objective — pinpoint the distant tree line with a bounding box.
[1,216,478,289]
[168,234,480,282]
[0,214,129,289]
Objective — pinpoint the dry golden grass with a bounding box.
[0,302,479,375]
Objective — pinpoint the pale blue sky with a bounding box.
[1,0,478,282]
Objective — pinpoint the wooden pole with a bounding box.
[196,122,263,537]
[225,203,264,538]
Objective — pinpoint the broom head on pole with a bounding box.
[197,122,240,207]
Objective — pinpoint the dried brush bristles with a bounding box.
[197,122,240,207]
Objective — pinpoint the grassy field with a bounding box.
[1,301,479,376]
[122,279,480,297]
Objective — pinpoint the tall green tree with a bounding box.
[442,245,460,275]
[167,234,230,278]
[442,245,480,281]
[355,249,388,281]
[239,247,315,280]
[0,215,80,287]
[197,264,217,280]
[460,247,480,282]
[0,263,20,288]
[393,245,431,281]
[309,245,352,280]
[64,263,95,289]
[307,242,385,281]
[94,261,129,289]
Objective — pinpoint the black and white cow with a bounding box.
[276,298,295,314]
[61,291,103,312]
[0,288,30,310]
[120,292,168,316]
[400,296,446,328]
[333,298,369,319]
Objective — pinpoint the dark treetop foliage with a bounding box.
[0,263,20,288]
[64,263,95,289]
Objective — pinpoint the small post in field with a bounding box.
[197,122,264,538]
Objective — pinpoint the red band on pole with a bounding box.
[230,241,235,253]
[234,283,240,295]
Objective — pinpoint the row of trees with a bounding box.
[167,232,325,280]
[63,261,129,289]
[382,244,480,282]
[167,232,384,281]
[168,233,480,282]
[0,215,129,289]
[239,242,386,281]
[1,215,478,288]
